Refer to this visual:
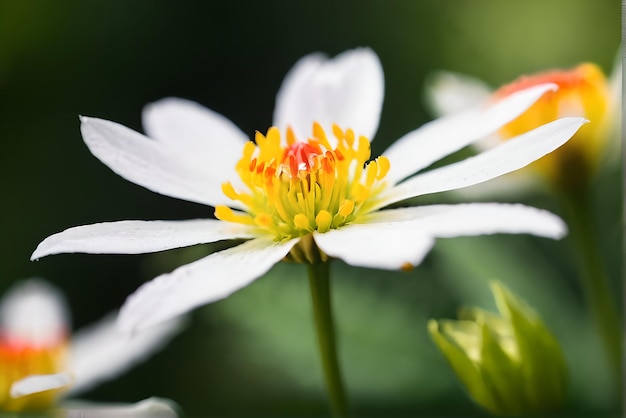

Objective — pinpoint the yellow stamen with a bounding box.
[316,210,332,233]
[338,200,355,217]
[215,205,254,225]
[215,123,391,241]
[221,182,239,200]
[376,156,390,180]
[294,213,311,230]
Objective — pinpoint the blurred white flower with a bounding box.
[425,58,620,192]
[0,279,183,412]
[62,396,180,418]
[32,48,585,333]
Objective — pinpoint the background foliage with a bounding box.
[0,1,621,417]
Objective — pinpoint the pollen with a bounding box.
[215,122,391,241]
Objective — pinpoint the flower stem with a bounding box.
[307,261,350,418]
[559,189,622,387]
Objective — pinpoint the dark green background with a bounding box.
[0,1,621,417]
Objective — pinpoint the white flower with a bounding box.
[0,279,183,411]
[31,48,586,333]
[424,58,620,191]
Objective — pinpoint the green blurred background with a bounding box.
[0,1,621,417]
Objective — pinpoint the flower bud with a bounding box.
[428,281,567,416]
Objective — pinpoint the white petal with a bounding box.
[363,203,566,240]
[142,97,248,189]
[117,237,297,332]
[314,225,435,271]
[449,171,541,200]
[424,71,492,116]
[0,279,69,347]
[31,219,257,260]
[381,117,588,206]
[383,83,558,184]
[80,116,240,208]
[273,48,384,141]
[11,373,73,398]
[65,313,184,396]
[63,397,179,418]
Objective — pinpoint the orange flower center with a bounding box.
[0,334,68,411]
[215,123,390,241]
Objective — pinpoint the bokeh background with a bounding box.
[0,1,621,417]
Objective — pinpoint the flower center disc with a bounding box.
[216,123,390,241]
[0,336,67,411]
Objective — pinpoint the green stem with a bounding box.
[307,261,350,418]
[559,189,622,386]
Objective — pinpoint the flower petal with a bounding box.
[80,116,241,208]
[65,314,184,396]
[381,117,587,206]
[10,373,74,398]
[363,203,566,240]
[313,225,435,271]
[62,397,180,418]
[424,71,492,117]
[117,237,298,332]
[273,48,384,141]
[31,219,257,260]
[0,279,69,347]
[383,83,558,184]
[142,97,248,188]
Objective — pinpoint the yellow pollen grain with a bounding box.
[294,213,311,230]
[316,210,332,233]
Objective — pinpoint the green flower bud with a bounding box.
[428,281,567,416]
